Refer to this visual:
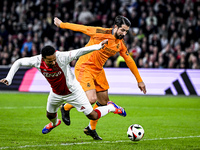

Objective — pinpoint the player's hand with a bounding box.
[54,17,63,27]
[100,39,108,47]
[138,81,146,94]
[0,78,9,86]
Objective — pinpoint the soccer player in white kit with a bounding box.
[0,39,126,135]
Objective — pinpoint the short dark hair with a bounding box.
[114,15,131,28]
[41,45,55,58]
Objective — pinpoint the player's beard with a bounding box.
[115,31,124,39]
[116,34,124,39]
[48,63,56,68]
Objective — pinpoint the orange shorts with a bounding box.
[75,67,109,92]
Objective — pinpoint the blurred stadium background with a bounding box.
[0,0,199,95]
[0,1,200,149]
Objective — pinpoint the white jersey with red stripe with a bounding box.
[5,44,102,95]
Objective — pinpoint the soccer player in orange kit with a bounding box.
[54,15,146,140]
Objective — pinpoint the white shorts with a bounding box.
[46,87,93,116]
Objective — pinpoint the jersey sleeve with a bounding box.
[59,43,103,63]
[119,41,143,83]
[60,22,96,37]
[5,56,39,85]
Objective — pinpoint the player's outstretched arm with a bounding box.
[1,57,36,86]
[54,17,62,27]
[0,78,9,86]
[74,39,108,55]
[54,17,96,36]
[120,45,147,94]
[62,39,108,63]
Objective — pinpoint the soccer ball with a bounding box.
[127,124,144,141]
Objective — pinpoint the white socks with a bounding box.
[95,104,116,118]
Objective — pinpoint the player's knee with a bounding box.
[88,97,97,104]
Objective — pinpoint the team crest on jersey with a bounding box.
[116,44,119,49]
[87,83,91,87]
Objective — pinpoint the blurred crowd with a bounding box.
[0,0,200,69]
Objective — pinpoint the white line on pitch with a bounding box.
[0,106,45,109]
[0,135,200,149]
[0,106,200,111]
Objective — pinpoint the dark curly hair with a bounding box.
[41,46,55,58]
[114,15,131,28]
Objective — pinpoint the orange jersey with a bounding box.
[60,22,143,83]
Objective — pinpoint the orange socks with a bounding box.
[90,103,99,130]
[64,103,74,111]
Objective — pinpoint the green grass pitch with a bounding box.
[0,93,199,150]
